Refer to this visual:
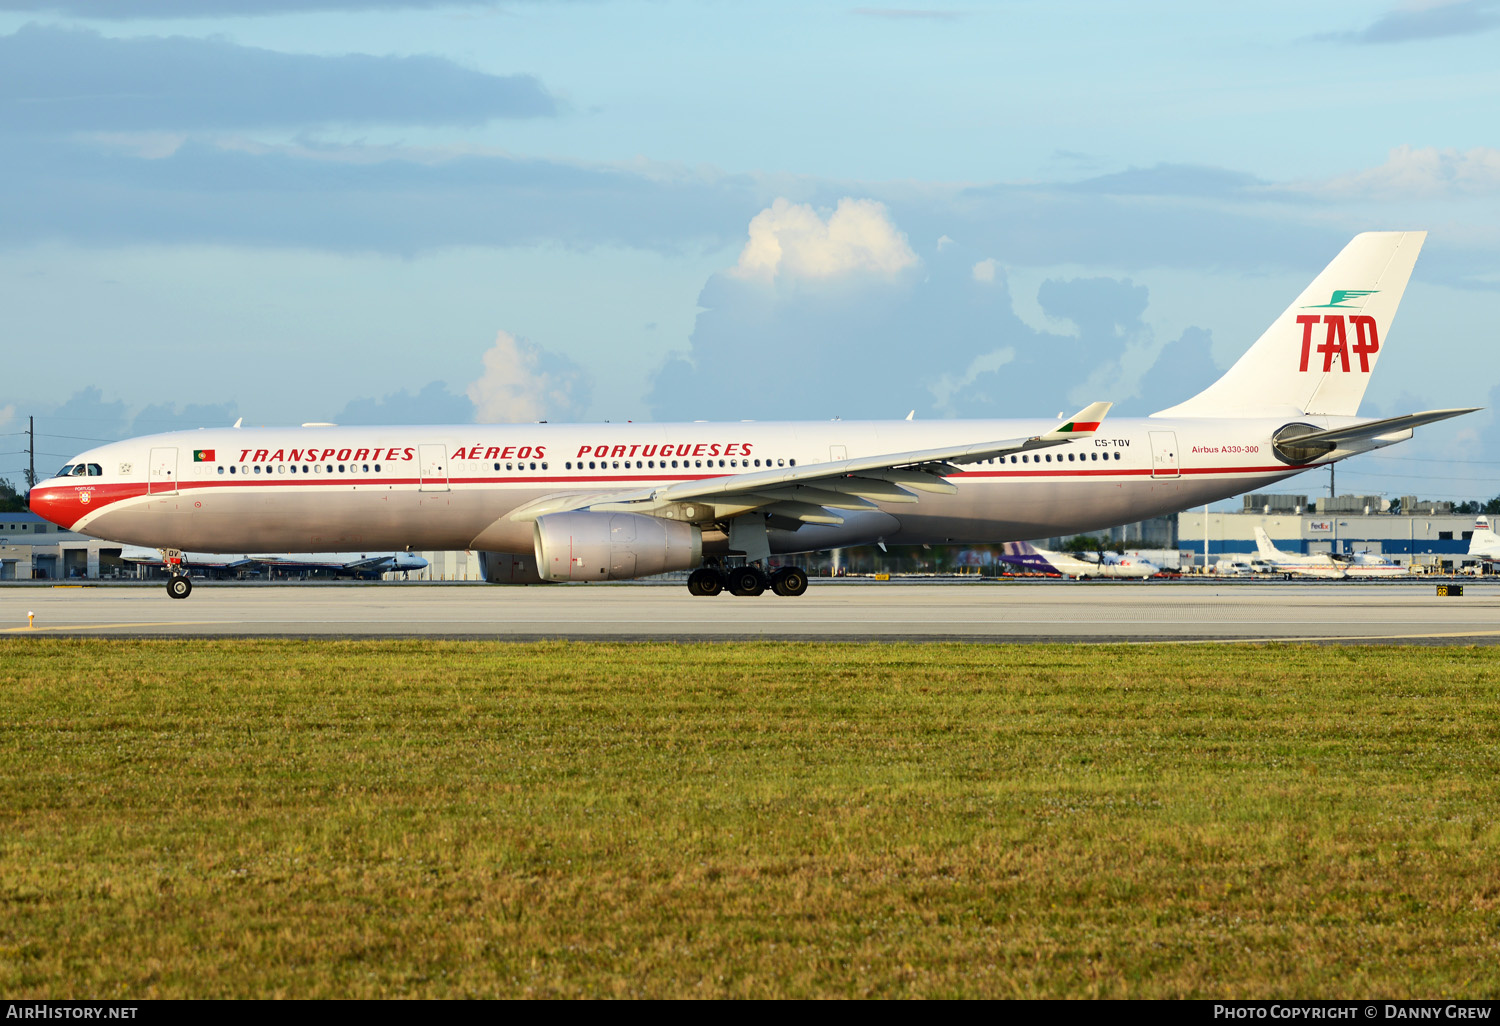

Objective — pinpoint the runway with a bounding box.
[3,578,1497,642]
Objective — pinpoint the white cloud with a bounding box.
[971,258,998,283]
[466,330,588,424]
[927,347,1015,415]
[1298,145,1500,199]
[731,197,919,281]
[936,234,955,251]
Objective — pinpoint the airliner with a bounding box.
[118,546,428,579]
[1334,549,1408,579]
[1469,517,1500,561]
[29,231,1477,599]
[1253,528,1349,579]
[998,541,1160,579]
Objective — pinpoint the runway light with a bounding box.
[27,611,35,628]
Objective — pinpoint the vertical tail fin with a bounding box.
[1154,231,1425,419]
[1000,540,1055,572]
[1254,527,1281,559]
[1470,517,1500,558]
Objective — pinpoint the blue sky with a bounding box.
[1,0,1497,504]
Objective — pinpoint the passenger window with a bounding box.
[1114,452,1121,460]
[754,459,761,467]
[671,460,679,468]
[217,466,225,475]
[530,462,537,471]
[790,459,796,466]
[778,459,785,467]
[278,465,286,474]
[374,464,380,473]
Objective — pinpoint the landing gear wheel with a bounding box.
[771,567,809,597]
[727,566,766,597]
[166,574,192,600]
[687,567,724,597]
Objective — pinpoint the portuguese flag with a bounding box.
[193,449,215,462]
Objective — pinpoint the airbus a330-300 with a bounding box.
[30,232,1476,599]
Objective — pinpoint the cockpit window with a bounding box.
[87,464,102,476]
[71,465,89,477]
[57,465,75,477]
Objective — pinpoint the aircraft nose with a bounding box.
[29,483,85,530]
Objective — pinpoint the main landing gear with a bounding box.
[687,563,809,598]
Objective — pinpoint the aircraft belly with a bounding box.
[867,472,1298,545]
[86,486,506,552]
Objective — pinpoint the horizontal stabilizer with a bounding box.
[1288,408,1478,448]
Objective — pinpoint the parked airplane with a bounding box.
[1253,527,1348,579]
[30,231,1477,599]
[998,541,1159,579]
[118,546,428,579]
[1334,549,1408,578]
[1469,517,1500,561]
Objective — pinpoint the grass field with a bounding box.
[1,639,1498,998]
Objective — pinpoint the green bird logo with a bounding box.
[1302,289,1378,309]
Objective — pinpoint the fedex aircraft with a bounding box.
[30,231,1477,600]
[998,541,1160,579]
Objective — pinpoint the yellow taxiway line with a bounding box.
[3,621,225,633]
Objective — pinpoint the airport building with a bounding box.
[1178,493,1487,569]
[0,512,126,580]
[0,511,452,581]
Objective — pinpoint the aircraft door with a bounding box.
[1148,431,1180,479]
[149,447,178,495]
[419,444,450,492]
[829,445,847,462]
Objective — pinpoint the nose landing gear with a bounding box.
[161,549,192,599]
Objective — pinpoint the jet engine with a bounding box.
[533,511,702,582]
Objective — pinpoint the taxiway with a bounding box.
[3,579,1497,643]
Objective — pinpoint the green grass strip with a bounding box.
[1,639,1497,998]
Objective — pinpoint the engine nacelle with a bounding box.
[533,512,702,582]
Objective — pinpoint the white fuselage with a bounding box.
[1035,550,1160,579]
[32,415,1353,557]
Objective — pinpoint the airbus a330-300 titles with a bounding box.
[30,231,1477,599]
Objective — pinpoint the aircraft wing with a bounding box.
[253,554,397,573]
[510,402,1112,527]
